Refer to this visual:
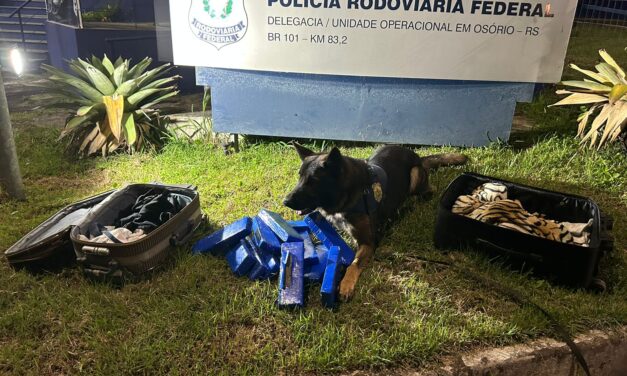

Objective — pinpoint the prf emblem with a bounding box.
[189,0,248,50]
[372,183,383,203]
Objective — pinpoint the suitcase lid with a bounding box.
[4,190,115,265]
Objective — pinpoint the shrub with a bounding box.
[41,55,179,156]
[551,49,626,150]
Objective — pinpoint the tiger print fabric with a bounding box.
[453,183,591,247]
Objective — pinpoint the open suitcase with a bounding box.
[5,189,115,271]
[5,183,202,284]
[434,173,614,291]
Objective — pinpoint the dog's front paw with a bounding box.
[339,267,359,302]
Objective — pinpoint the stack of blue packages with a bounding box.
[192,209,356,309]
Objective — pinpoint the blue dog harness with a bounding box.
[347,164,388,215]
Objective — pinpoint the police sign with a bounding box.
[171,0,578,82]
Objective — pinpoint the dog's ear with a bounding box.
[323,147,342,168]
[293,142,314,161]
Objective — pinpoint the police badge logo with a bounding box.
[372,182,383,203]
[189,0,248,50]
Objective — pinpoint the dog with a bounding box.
[283,143,467,301]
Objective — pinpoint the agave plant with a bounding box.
[41,55,179,156]
[551,49,627,150]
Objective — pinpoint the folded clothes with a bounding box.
[79,226,146,244]
[453,183,592,247]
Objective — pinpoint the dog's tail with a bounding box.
[421,153,468,170]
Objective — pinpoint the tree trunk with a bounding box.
[0,71,26,200]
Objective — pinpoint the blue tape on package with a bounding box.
[278,242,305,309]
[265,254,280,275]
[252,217,282,256]
[298,229,318,267]
[288,220,309,232]
[226,238,256,277]
[304,212,354,265]
[304,244,328,282]
[245,237,272,281]
[258,209,301,242]
[320,246,342,308]
[192,217,252,256]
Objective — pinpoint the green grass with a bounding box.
[1,25,626,375]
[0,130,625,375]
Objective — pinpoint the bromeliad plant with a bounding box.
[42,55,179,156]
[551,49,627,150]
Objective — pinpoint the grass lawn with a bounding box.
[1,26,626,375]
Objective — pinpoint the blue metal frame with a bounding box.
[197,68,534,146]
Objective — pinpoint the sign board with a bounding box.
[170,0,578,83]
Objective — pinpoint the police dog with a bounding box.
[283,143,467,301]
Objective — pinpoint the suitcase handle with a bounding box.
[170,219,200,247]
[81,245,110,256]
[476,238,544,263]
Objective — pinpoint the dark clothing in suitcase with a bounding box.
[72,184,202,283]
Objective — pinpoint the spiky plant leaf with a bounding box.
[113,61,128,87]
[599,49,626,79]
[598,102,625,148]
[42,64,103,102]
[114,77,139,96]
[114,56,125,68]
[102,95,125,141]
[595,63,621,85]
[550,93,607,106]
[122,113,137,146]
[577,106,595,137]
[560,80,612,92]
[128,57,152,79]
[569,64,610,84]
[77,104,105,116]
[79,60,116,95]
[66,113,96,131]
[140,90,180,109]
[102,54,115,76]
[609,84,627,104]
[581,104,611,146]
[127,87,172,108]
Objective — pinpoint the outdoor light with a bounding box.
[9,48,24,76]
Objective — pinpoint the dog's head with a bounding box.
[283,143,344,215]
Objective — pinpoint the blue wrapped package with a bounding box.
[245,237,272,281]
[288,220,309,232]
[226,238,256,276]
[278,242,305,309]
[304,244,328,282]
[258,209,301,242]
[252,217,282,256]
[320,246,342,308]
[304,212,355,265]
[298,229,318,267]
[192,217,252,256]
[265,254,279,275]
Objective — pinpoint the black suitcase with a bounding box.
[4,183,202,283]
[71,183,202,283]
[434,173,614,290]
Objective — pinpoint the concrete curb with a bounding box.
[436,326,627,376]
[343,327,627,376]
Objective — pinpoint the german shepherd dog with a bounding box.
[283,143,467,301]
